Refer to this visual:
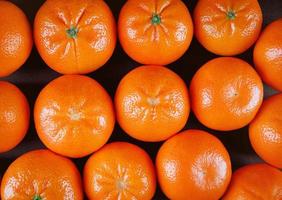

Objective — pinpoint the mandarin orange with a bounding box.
[118,0,193,65]
[222,164,282,200]
[115,65,190,142]
[0,1,32,77]
[156,129,232,199]
[0,81,29,153]
[84,142,156,200]
[34,0,116,74]
[249,93,282,168]
[190,57,263,131]
[1,149,83,200]
[34,75,115,158]
[194,0,262,56]
[254,18,282,91]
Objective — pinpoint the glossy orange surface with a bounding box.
[118,0,193,65]
[0,81,30,153]
[190,57,263,131]
[194,0,262,56]
[222,163,282,199]
[34,0,116,74]
[34,75,115,158]
[156,129,232,199]
[84,142,156,200]
[115,65,190,142]
[254,18,282,91]
[0,1,32,77]
[0,149,83,200]
[249,93,282,169]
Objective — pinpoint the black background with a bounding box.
[0,0,281,199]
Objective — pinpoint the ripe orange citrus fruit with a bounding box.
[84,142,156,200]
[0,1,32,77]
[1,149,83,200]
[194,0,262,56]
[118,0,193,65]
[34,0,116,74]
[34,75,115,158]
[115,65,190,142]
[156,129,232,199]
[156,130,232,200]
[254,18,282,91]
[190,57,263,131]
[249,93,282,169]
[222,163,282,199]
[0,81,30,153]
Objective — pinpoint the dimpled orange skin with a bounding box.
[1,149,83,200]
[249,94,282,169]
[254,18,282,91]
[84,142,156,200]
[34,0,116,74]
[0,1,32,77]
[115,65,190,142]
[190,57,263,131]
[0,81,30,153]
[156,129,232,200]
[222,164,282,200]
[194,0,262,56]
[34,75,115,158]
[118,0,193,65]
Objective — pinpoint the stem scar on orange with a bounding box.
[0,81,30,153]
[0,1,32,77]
[34,75,115,158]
[156,129,232,200]
[115,65,190,142]
[0,149,83,200]
[254,18,282,91]
[118,0,193,65]
[84,142,156,200]
[194,0,262,56]
[190,57,263,131]
[34,0,116,74]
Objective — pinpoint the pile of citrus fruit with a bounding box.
[0,0,281,199]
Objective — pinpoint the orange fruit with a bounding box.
[222,163,282,199]
[34,75,115,158]
[190,57,263,131]
[118,0,193,65]
[0,81,30,153]
[194,0,262,56]
[254,18,282,91]
[1,149,83,200]
[156,129,232,199]
[84,142,156,200]
[249,93,282,169]
[0,1,32,77]
[115,65,190,142]
[34,0,116,74]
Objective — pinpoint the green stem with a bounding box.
[66,26,78,38]
[33,194,42,200]
[227,10,236,20]
[151,13,161,25]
